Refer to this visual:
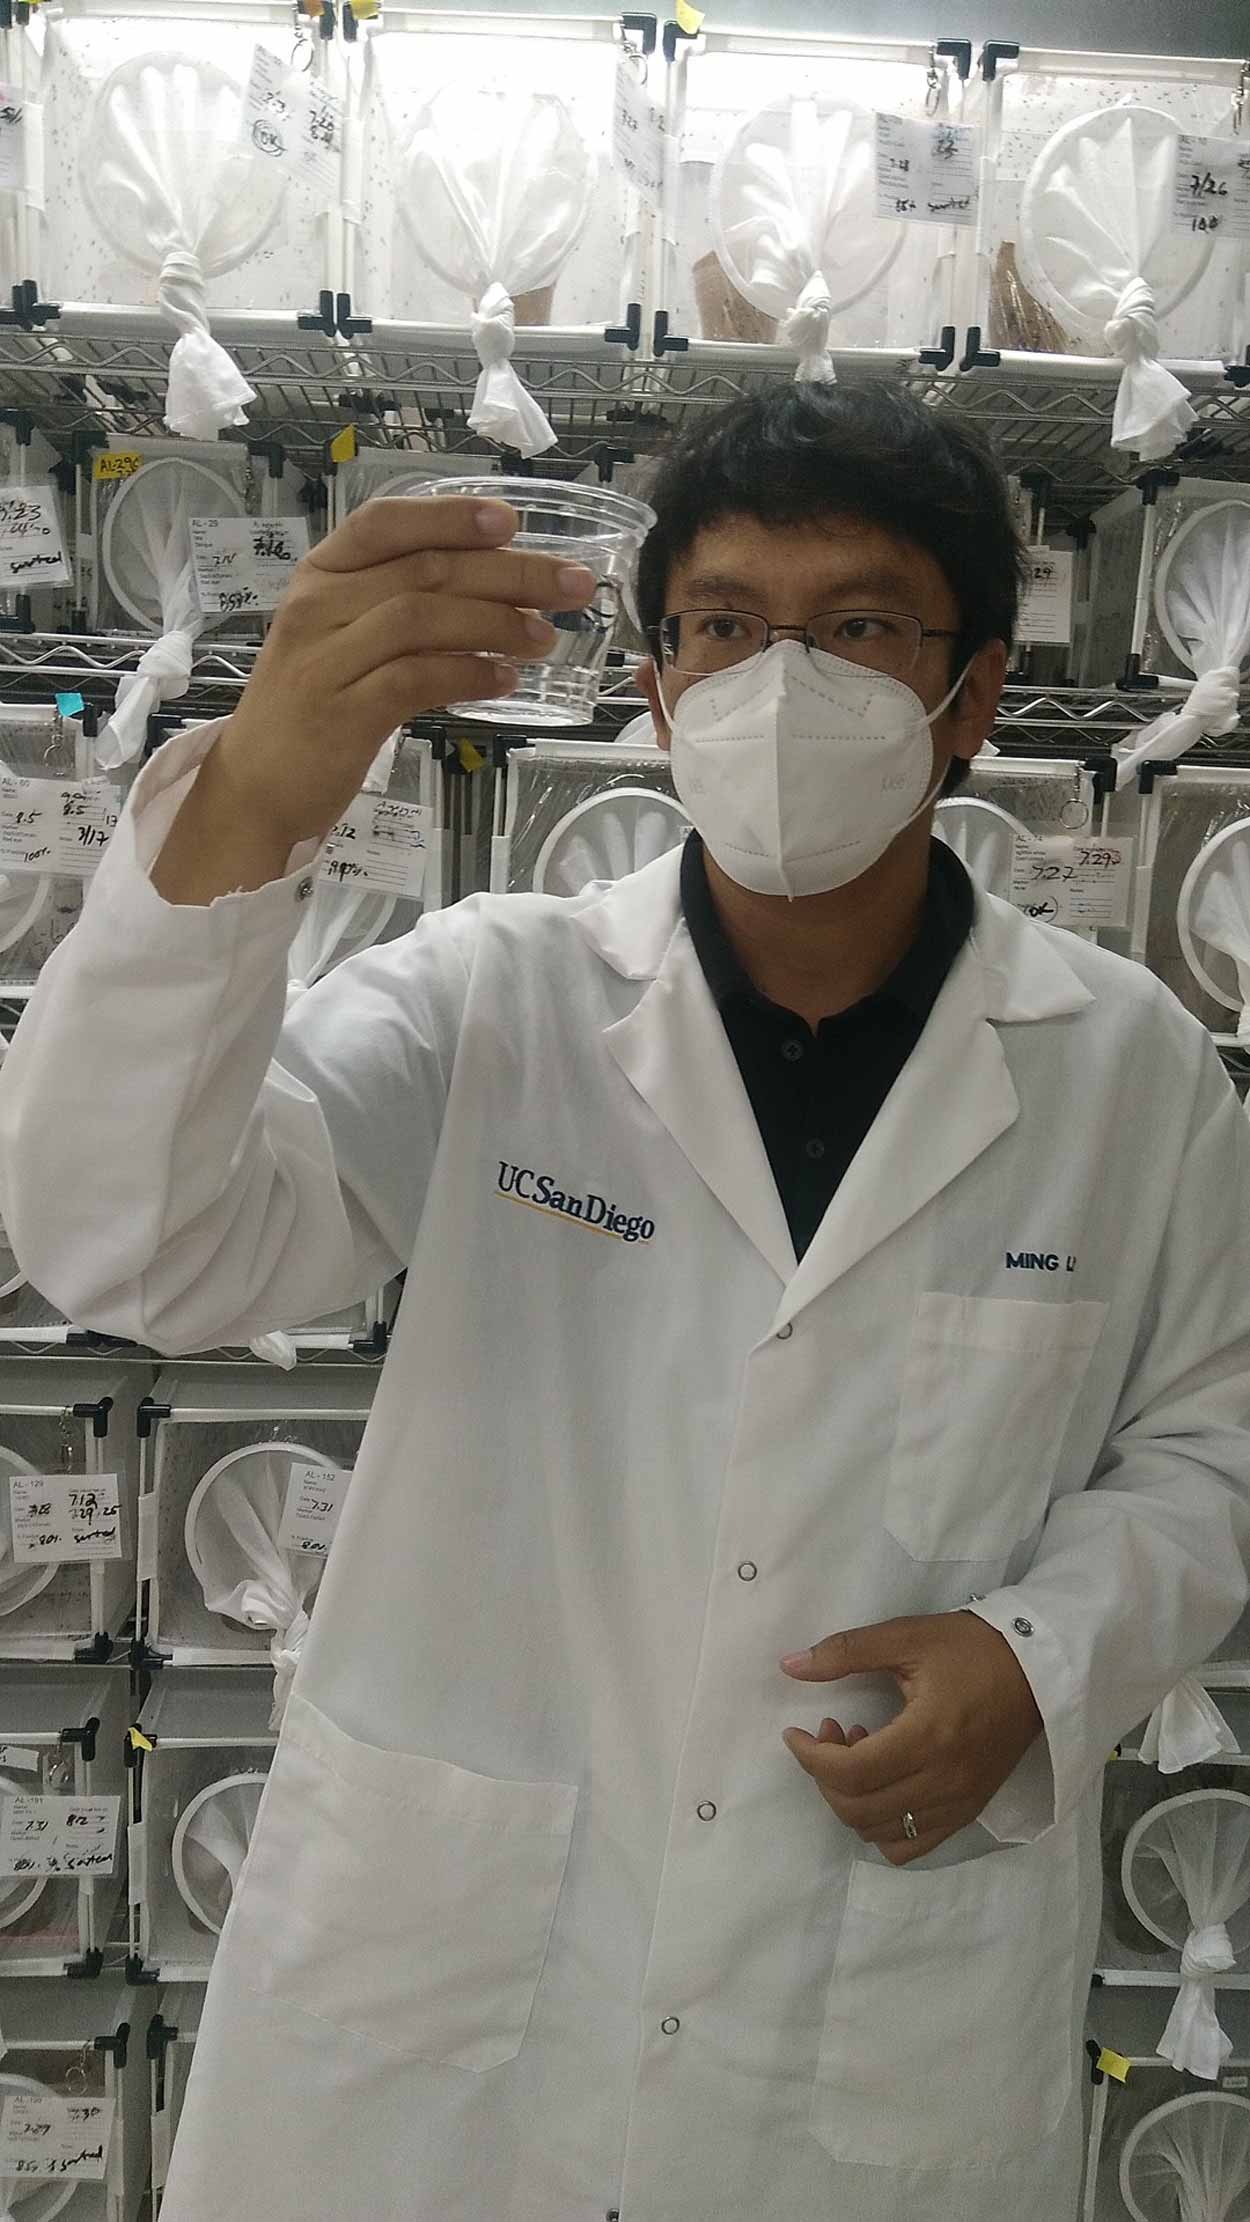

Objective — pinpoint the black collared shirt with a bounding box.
[680,832,976,1262]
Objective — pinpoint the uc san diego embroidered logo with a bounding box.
[497,1162,656,1245]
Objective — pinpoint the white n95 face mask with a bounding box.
[665,638,968,898]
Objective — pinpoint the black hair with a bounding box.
[635,381,1027,795]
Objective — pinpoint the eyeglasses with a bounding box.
[652,609,962,683]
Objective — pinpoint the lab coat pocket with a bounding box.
[809,1814,1080,2170]
[226,1692,579,2069]
[886,1293,1109,1561]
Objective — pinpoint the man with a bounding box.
[2,384,1249,2222]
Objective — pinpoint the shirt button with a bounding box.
[775,1322,793,1341]
[661,2017,680,2035]
[804,1137,826,1161]
[737,1561,758,1581]
[697,1801,717,1820]
[295,875,315,901]
[1013,1617,1034,1637]
[781,1038,805,1062]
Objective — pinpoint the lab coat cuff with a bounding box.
[90,718,324,949]
[962,1596,1078,1843]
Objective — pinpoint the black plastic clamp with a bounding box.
[0,595,33,636]
[72,1396,114,1441]
[1138,759,1179,795]
[652,310,688,356]
[60,1717,101,1765]
[1118,650,1160,692]
[300,475,330,518]
[935,38,973,80]
[342,1,358,39]
[1174,425,1225,466]
[622,14,657,55]
[72,1632,115,1667]
[980,41,1020,81]
[126,1954,160,1988]
[0,280,60,329]
[959,326,1000,371]
[1056,513,1096,554]
[246,438,287,482]
[1225,348,1250,390]
[129,1637,172,1674]
[124,1726,153,1769]
[298,291,339,340]
[591,443,635,484]
[147,2009,178,2059]
[350,1318,388,1358]
[136,1398,173,1442]
[1133,467,1180,507]
[1083,754,1118,802]
[318,1,336,38]
[918,325,958,372]
[336,292,372,340]
[662,16,700,62]
[0,407,34,447]
[604,301,643,350]
[1086,2037,1105,2086]
[95,2024,130,2068]
[65,1949,104,1981]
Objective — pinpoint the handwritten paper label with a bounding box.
[278,1461,352,1556]
[189,515,309,616]
[1172,132,1250,239]
[612,51,664,209]
[0,1793,121,1877]
[1009,836,1132,929]
[875,113,979,226]
[0,86,33,195]
[0,1747,39,1774]
[243,46,344,195]
[10,1473,123,1563]
[0,2093,115,2183]
[0,485,69,589]
[0,774,119,878]
[1016,548,1075,644]
[320,792,430,900]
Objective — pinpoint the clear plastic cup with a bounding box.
[407,475,656,726]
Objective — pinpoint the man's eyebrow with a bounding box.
[676,565,925,607]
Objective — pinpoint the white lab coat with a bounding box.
[3,721,1250,2222]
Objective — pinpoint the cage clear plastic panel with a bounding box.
[982,60,1248,363]
[667,40,967,355]
[0,425,73,633]
[0,1975,154,2222]
[87,443,256,636]
[500,743,683,894]
[1081,1990,1250,2221]
[0,1668,129,1978]
[0,1368,144,1660]
[144,1413,366,1662]
[350,19,641,334]
[1084,479,1250,687]
[1148,490,1250,681]
[1138,771,1250,1033]
[329,449,502,534]
[958,757,1106,941]
[1099,1767,1250,1985]
[130,1670,275,1980]
[36,8,334,315]
[149,1984,201,2216]
[0,707,112,1002]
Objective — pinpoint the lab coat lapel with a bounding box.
[602,923,797,1285]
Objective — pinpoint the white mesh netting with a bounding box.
[531,787,690,896]
[1123,1791,1250,2079]
[1140,1679,1241,1775]
[709,95,904,381]
[171,1771,266,1934]
[1121,2090,1250,2222]
[1018,105,1210,460]
[934,798,1033,901]
[1118,501,1250,781]
[182,1443,340,1726]
[1177,820,1250,1040]
[97,456,245,768]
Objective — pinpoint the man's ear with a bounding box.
[943,638,1007,770]
[638,657,672,754]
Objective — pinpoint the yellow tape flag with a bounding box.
[674,1,705,31]
[129,1728,154,1753]
[351,0,382,16]
[330,425,358,465]
[1096,2049,1131,2083]
[93,451,143,483]
[458,739,486,774]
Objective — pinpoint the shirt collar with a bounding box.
[679,828,975,1026]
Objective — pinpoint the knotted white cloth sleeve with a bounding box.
[1104,277,1198,463]
[1114,666,1242,783]
[780,272,835,384]
[98,629,196,770]
[1157,1922,1236,2077]
[468,283,557,456]
[161,245,256,440]
[1138,1676,1240,1772]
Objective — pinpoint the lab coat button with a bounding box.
[804,1137,826,1161]
[697,1801,717,1820]
[661,2017,680,2035]
[775,1322,793,1340]
[782,1038,805,1062]
[737,1561,758,1581]
[295,876,315,901]
[1013,1616,1034,1637]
